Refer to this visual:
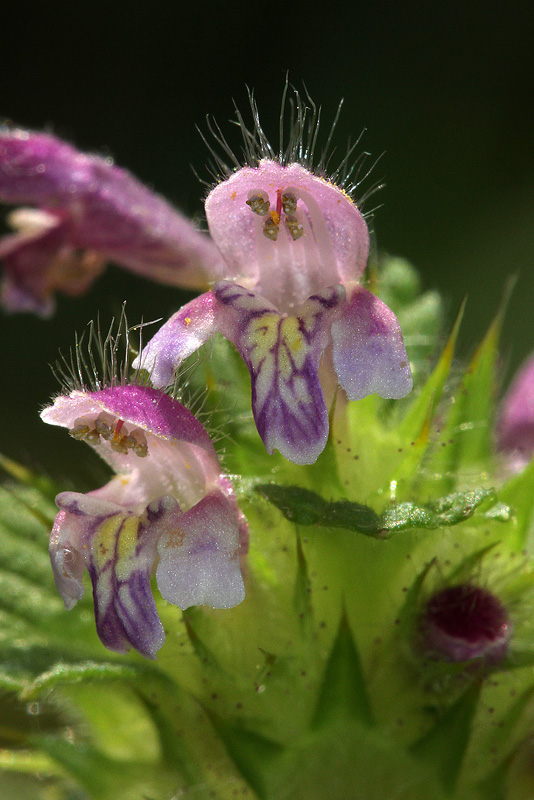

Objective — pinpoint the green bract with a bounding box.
[1,257,534,800]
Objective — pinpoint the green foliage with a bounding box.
[2,258,534,799]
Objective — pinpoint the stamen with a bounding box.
[69,419,94,441]
[94,414,114,440]
[84,429,101,446]
[281,191,298,215]
[263,216,280,241]
[246,192,270,216]
[69,413,149,457]
[284,214,304,241]
[125,428,148,458]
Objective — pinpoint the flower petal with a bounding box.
[49,508,87,610]
[0,128,225,294]
[332,286,413,401]
[41,385,223,512]
[205,159,369,310]
[156,491,245,610]
[55,491,166,658]
[132,291,220,387]
[0,214,104,316]
[214,281,345,464]
[496,354,534,472]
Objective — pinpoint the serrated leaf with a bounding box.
[399,298,465,442]
[396,559,437,637]
[40,738,177,800]
[312,609,374,728]
[293,532,312,636]
[182,606,223,670]
[277,718,450,800]
[446,542,500,584]
[410,681,481,794]
[427,281,514,492]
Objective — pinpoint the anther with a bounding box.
[263,216,279,241]
[246,192,270,216]
[84,429,101,445]
[285,214,304,241]
[94,415,114,440]
[125,428,148,458]
[281,191,298,215]
[69,422,92,441]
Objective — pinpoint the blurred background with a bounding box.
[1,0,533,479]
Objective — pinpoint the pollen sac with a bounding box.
[263,216,279,241]
[94,413,115,440]
[70,413,148,458]
[123,428,148,458]
[246,192,270,216]
[281,191,298,215]
[285,214,304,241]
[69,417,99,443]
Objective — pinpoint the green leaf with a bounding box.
[410,681,481,794]
[497,457,534,550]
[381,488,497,532]
[427,281,514,492]
[255,484,380,532]
[293,532,313,636]
[206,711,285,800]
[399,298,465,442]
[312,609,374,728]
[257,484,498,537]
[0,749,64,776]
[21,661,144,700]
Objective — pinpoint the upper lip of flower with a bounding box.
[204,158,370,311]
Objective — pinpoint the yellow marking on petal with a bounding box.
[115,516,141,581]
[279,317,307,376]
[247,313,280,371]
[184,317,192,326]
[92,515,125,571]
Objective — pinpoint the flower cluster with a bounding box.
[3,97,417,657]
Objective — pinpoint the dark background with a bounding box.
[2,1,534,480]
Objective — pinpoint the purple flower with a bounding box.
[41,384,247,659]
[496,353,534,473]
[422,584,510,663]
[0,127,224,316]
[135,160,412,464]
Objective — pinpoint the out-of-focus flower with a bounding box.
[421,583,510,663]
[135,109,412,464]
[0,128,224,316]
[41,384,246,658]
[496,353,534,473]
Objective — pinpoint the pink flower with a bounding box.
[135,157,412,464]
[41,384,247,658]
[496,353,534,473]
[0,127,223,316]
